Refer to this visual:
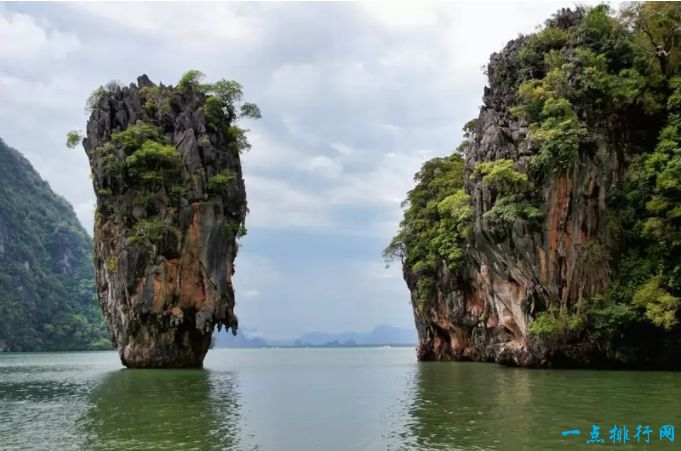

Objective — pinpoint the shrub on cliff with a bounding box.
[125,141,181,184]
[472,159,543,226]
[127,219,178,247]
[111,122,163,152]
[177,69,205,92]
[66,130,82,149]
[528,304,585,343]
[206,170,235,198]
[385,154,471,311]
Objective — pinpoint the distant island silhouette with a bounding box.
[213,324,417,348]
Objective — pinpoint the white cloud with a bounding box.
[306,155,343,179]
[359,2,442,30]
[0,74,78,112]
[0,8,80,61]
[71,2,267,45]
[331,142,356,156]
[268,63,323,109]
[245,176,330,230]
[242,126,306,172]
[232,252,286,306]
[326,149,436,208]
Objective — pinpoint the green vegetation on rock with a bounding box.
[510,5,657,173]
[127,219,178,247]
[206,170,235,197]
[66,130,82,149]
[592,3,681,356]
[384,154,471,311]
[633,275,680,330]
[111,122,163,152]
[473,159,543,226]
[527,308,583,346]
[125,141,181,185]
[178,70,260,154]
[177,69,206,92]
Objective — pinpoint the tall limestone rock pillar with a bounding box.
[82,74,253,368]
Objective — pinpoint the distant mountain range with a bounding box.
[213,324,417,348]
[212,328,269,348]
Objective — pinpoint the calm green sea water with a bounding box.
[1,348,680,450]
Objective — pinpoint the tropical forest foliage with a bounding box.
[0,139,110,351]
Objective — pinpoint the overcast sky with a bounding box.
[0,1,599,339]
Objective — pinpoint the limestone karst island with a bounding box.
[1,2,680,450]
[79,73,256,368]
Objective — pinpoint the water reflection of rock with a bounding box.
[79,369,243,450]
[402,363,533,450]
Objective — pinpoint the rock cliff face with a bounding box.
[399,6,681,368]
[83,75,248,368]
[413,48,615,366]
